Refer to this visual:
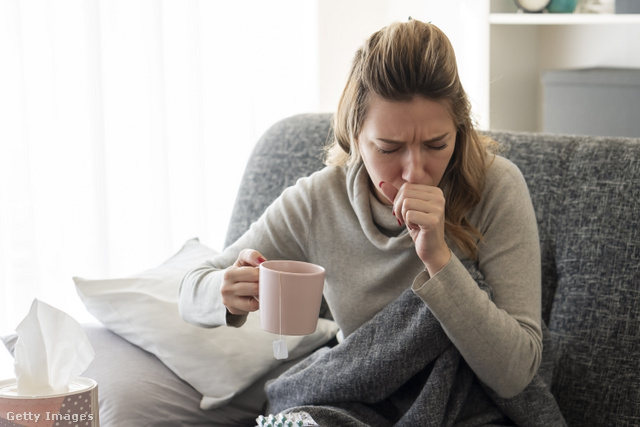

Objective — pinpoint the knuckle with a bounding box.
[220,284,233,298]
[244,248,259,259]
[235,249,251,265]
[220,292,232,306]
[222,268,234,283]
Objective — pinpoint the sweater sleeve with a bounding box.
[412,157,542,398]
[178,173,317,328]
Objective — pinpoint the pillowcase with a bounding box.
[74,238,338,410]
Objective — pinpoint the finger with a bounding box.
[404,209,440,232]
[221,275,260,312]
[397,185,445,219]
[223,265,261,286]
[398,185,444,203]
[402,200,428,231]
[226,295,259,315]
[378,181,399,204]
[235,249,267,267]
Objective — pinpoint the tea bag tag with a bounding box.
[273,339,288,360]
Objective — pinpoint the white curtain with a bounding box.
[0,0,319,334]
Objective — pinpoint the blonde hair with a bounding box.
[326,19,497,259]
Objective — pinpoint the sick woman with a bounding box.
[179,18,564,426]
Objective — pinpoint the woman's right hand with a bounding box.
[220,249,266,315]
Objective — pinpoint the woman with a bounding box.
[180,19,548,423]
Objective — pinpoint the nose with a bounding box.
[401,148,426,184]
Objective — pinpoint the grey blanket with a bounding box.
[266,261,566,426]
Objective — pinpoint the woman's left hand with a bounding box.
[379,181,451,275]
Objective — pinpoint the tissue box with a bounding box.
[0,377,98,426]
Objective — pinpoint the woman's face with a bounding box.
[357,94,457,206]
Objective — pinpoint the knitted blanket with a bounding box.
[265,261,566,426]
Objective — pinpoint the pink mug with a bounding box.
[259,260,325,336]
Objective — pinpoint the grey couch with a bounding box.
[4,113,639,426]
[226,113,640,426]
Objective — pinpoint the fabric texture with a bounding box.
[490,132,640,426]
[74,238,338,410]
[224,114,330,248]
[549,139,640,426]
[487,131,579,325]
[266,260,565,427]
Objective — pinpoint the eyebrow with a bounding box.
[377,132,450,145]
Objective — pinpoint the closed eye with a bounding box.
[377,133,451,153]
[428,143,448,151]
[376,147,397,155]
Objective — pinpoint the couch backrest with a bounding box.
[486,131,579,325]
[226,114,640,426]
[224,113,332,247]
[492,131,640,427]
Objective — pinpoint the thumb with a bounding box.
[378,181,399,204]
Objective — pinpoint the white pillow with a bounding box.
[74,238,338,410]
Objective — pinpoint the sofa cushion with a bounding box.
[489,131,579,324]
[549,138,640,426]
[224,113,331,247]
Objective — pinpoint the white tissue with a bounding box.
[13,299,95,395]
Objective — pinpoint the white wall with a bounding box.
[315,0,489,128]
[316,0,388,112]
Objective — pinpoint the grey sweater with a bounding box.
[179,155,542,398]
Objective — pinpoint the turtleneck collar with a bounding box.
[346,161,415,251]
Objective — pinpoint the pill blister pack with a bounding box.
[255,411,319,427]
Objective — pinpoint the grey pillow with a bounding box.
[2,324,304,426]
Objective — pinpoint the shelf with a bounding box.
[483,0,640,133]
[490,13,640,25]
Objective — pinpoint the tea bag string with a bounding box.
[272,270,288,360]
